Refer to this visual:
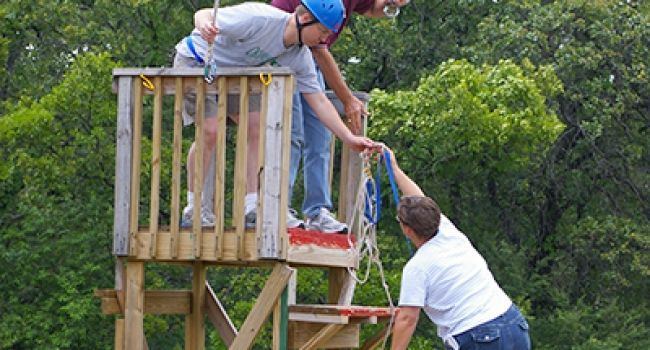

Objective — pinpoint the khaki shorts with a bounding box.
[173,54,261,126]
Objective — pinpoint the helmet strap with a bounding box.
[295,12,317,47]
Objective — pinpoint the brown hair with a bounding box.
[397,195,441,240]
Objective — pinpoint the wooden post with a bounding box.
[124,261,145,350]
[258,76,293,259]
[328,267,355,306]
[186,262,207,350]
[114,76,133,256]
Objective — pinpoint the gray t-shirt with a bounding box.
[175,2,320,94]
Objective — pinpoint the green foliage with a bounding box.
[0,52,118,349]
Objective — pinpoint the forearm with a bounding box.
[390,311,418,350]
[391,160,424,197]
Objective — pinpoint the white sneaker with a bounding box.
[305,208,348,234]
[287,208,305,229]
[181,205,215,228]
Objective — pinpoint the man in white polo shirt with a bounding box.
[383,146,531,350]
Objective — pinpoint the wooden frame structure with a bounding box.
[100,67,392,349]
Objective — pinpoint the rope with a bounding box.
[346,150,396,349]
[204,0,220,84]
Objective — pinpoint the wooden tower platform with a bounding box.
[97,67,394,349]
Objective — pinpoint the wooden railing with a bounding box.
[111,67,366,263]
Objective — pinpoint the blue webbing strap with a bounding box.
[381,149,414,256]
[185,36,205,65]
[362,150,414,256]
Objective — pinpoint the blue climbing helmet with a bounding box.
[300,0,346,33]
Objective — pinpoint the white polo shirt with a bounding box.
[398,215,512,341]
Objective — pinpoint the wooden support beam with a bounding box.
[186,262,207,350]
[124,261,144,350]
[95,289,191,315]
[299,324,345,350]
[205,281,237,347]
[230,264,293,350]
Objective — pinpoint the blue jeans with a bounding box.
[288,67,332,218]
[448,304,531,350]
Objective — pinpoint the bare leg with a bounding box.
[187,116,219,193]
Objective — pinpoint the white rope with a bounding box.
[346,151,396,349]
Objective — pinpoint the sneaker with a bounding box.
[180,205,215,228]
[287,208,305,229]
[245,210,256,229]
[305,208,348,234]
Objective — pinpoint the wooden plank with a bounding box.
[193,77,206,258]
[272,287,288,350]
[114,67,293,78]
[205,281,237,347]
[288,322,359,349]
[214,77,228,259]
[134,228,259,262]
[97,289,192,315]
[114,77,133,256]
[279,76,293,260]
[232,77,248,260]
[187,262,206,350]
[230,264,293,350]
[288,313,348,325]
[258,76,288,259]
[328,267,356,306]
[287,243,356,268]
[124,261,144,350]
[256,75,269,261]
[115,318,125,350]
[129,80,144,257]
[287,269,297,305]
[299,324,345,350]
[149,76,163,257]
[170,78,183,258]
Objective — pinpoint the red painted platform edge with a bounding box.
[288,228,356,249]
[339,306,396,317]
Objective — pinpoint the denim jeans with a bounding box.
[288,66,333,218]
[447,304,531,350]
